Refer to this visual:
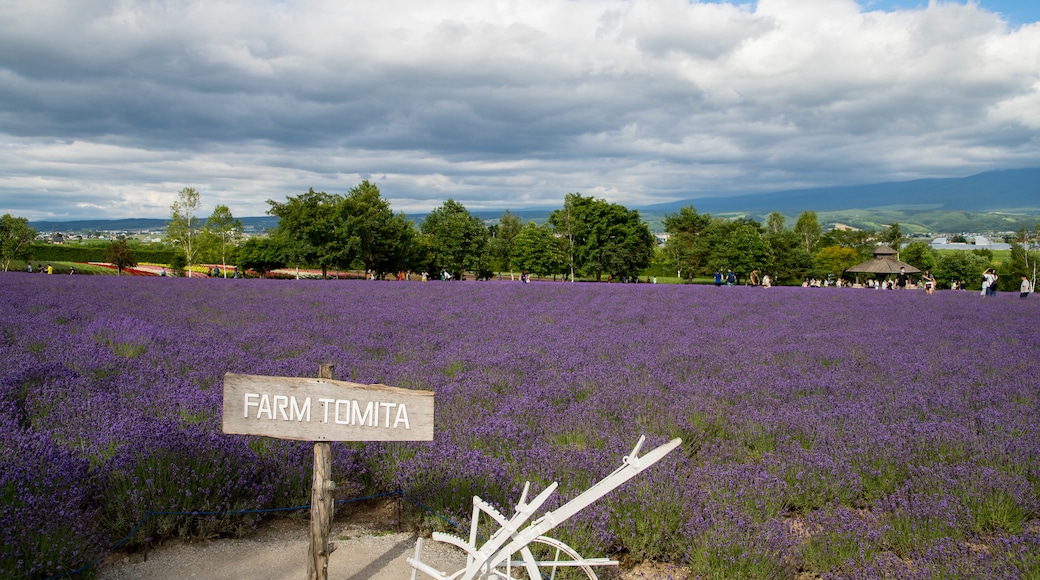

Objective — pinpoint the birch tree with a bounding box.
[204,204,243,277]
[166,187,202,277]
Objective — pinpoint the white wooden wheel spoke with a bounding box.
[407,436,681,580]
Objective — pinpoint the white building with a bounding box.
[929,236,1011,251]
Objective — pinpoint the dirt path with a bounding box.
[97,501,684,579]
[99,508,466,580]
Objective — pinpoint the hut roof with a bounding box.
[872,245,898,256]
[846,255,921,275]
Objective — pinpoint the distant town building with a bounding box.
[929,236,1011,251]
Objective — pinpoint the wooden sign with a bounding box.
[222,372,434,441]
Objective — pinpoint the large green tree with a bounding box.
[338,180,414,279]
[701,218,770,281]
[766,229,813,284]
[267,189,344,278]
[935,250,989,290]
[900,241,938,273]
[879,222,904,253]
[165,187,202,277]
[814,246,861,280]
[511,222,567,279]
[662,206,711,282]
[548,193,654,282]
[202,205,243,278]
[718,220,773,282]
[997,242,1030,292]
[490,210,523,280]
[819,228,876,262]
[419,199,488,280]
[794,210,823,255]
[237,237,287,278]
[0,213,37,272]
[766,211,786,236]
[548,194,584,282]
[104,238,137,275]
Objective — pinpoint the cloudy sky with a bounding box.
[1,0,1038,221]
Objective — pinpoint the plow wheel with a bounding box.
[496,536,599,580]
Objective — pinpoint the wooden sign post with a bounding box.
[310,364,335,580]
[222,366,434,580]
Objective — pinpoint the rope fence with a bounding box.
[45,489,468,580]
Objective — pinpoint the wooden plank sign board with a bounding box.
[222,372,434,441]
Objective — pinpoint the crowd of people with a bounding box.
[26,263,68,275]
[703,264,1033,299]
[15,259,1035,298]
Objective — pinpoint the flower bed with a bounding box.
[1,274,1037,578]
[87,262,160,276]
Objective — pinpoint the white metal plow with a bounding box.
[408,435,682,580]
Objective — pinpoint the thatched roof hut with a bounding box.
[846,246,920,275]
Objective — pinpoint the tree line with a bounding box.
[3,181,1038,289]
[663,207,1039,291]
[230,183,655,282]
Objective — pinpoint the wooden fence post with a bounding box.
[308,363,336,580]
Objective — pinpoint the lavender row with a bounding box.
[1,274,1037,578]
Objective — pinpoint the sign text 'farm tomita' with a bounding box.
[221,372,434,442]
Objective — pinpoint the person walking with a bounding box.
[726,269,735,287]
[1021,275,1032,299]
[922,269,936,295]
[981,269,997,297]
[896,267,909,289]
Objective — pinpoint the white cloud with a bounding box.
[0,0,1038,220]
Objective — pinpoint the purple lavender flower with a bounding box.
[1,274,1037,578]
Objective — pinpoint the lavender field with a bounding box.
[2,274,1039,579]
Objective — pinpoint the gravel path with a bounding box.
[99,518,466,580]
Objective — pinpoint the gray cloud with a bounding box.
[0,0,1038,220]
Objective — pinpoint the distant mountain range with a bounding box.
[30,168,1040,234]
[642,167,1040,214]
[30,216,280,234]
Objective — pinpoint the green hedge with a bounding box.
[640,261,677,278]
[26,243,177,265]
